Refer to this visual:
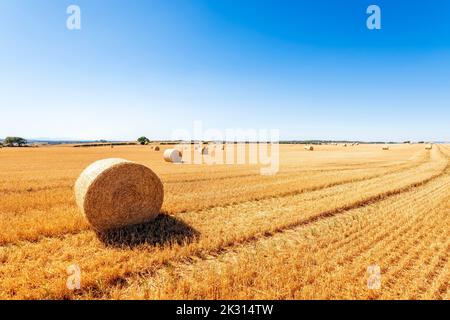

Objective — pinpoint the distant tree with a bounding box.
[137,136,150,145]
[4,137,27,147]
[403,141,411,144]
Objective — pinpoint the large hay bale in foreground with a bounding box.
[74,158,164,232]
[164,149,182,163]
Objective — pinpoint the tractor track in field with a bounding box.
[168,149,443,215]
[162,159,420,184]
[330,203,449,299]
[0,150,433,245]
[164,152,433,214]
[0,147,447,299]
[87,158,450,299]
[0,153,426,195]
[0,148,430,194]
[0,149,444,249]
[64,148,449,299]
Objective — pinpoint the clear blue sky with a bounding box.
[1,0,449,141]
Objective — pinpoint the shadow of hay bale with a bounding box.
[97,214,199,248]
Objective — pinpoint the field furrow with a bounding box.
[0,144,447,300]
[0,148,437,245]
[107,171,450,300]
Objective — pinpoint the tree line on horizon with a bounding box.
[1,137,28,147]
[0,136,432,147]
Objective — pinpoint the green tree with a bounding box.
[4,137,27,147]
[137,136,150,145]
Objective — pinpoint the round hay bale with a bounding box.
[164,149,182,163]
[199,146,209,155]
[74,158,164,232]
[382,146,390,150]
[304,145,314,151]
[425,144,433,150]
[154,146,160,151]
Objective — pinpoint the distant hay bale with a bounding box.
[382,146,390,150]
[304,145,314,151]
[425,144,433,150]
[74,158,164,232]
[164,149,182,163]
[199,146,209,155]
[343,144,347,147]
[154,146,160,151]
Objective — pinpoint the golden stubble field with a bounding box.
[0,143,449,300]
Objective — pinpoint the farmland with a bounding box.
[0,144,449,299]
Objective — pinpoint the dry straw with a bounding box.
[164,149,182,163]
[74,158,164,232]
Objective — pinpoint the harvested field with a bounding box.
[0,144,449,299]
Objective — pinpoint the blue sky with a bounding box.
[1,0,449,141]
